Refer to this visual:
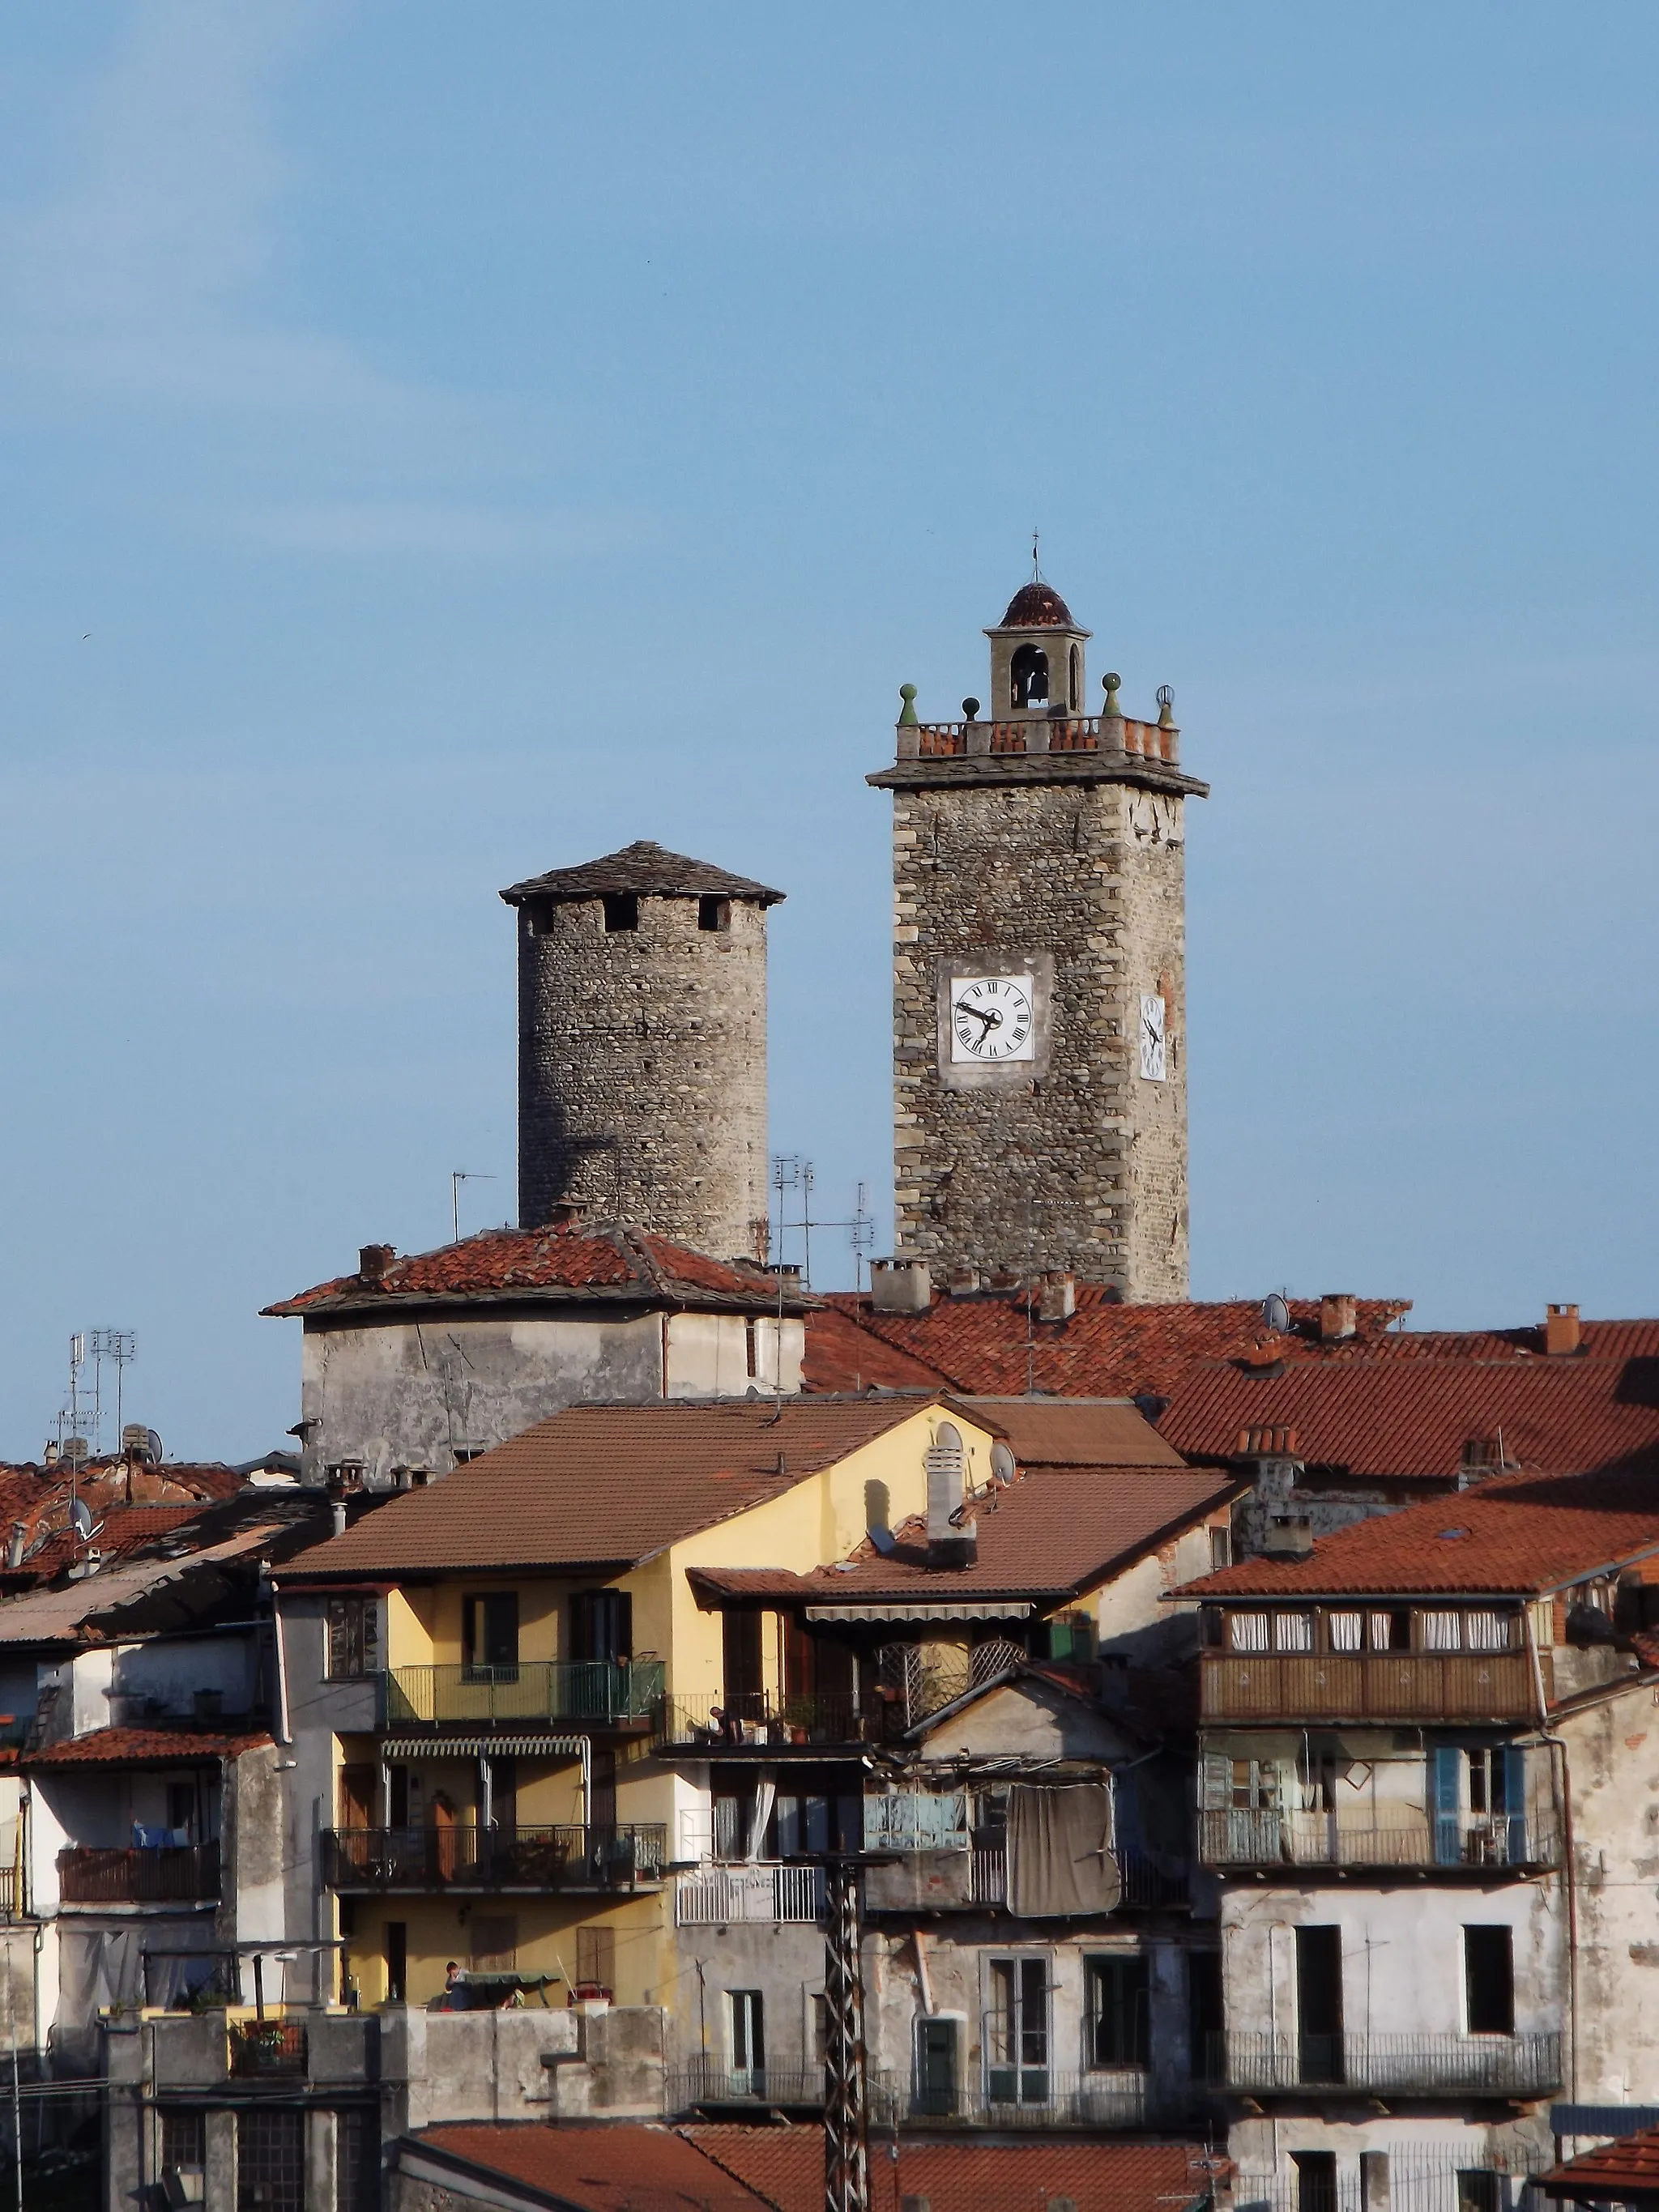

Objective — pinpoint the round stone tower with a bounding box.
[500,839,784,1259]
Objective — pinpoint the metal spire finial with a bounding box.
[1031,529,1041,581]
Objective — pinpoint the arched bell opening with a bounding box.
[1068,643,1081,712]
[1009,642,1050,711]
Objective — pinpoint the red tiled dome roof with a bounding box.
[997,581,1077,629]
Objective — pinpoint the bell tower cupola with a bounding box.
[985,579,1091,718]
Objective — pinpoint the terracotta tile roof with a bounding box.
[23,1727,271,1769]
[685,2125,1229,2212]
[1541,2124,1659,2201]
[962,1397,1188,1468]
[279,1396,969,1581]
[410,2125,772,2212]
[1161,1350,1659,1483]
[689,1460,1237,1605]
[499,839,785,909]
[803,1306,946,1393]
[1180,1466,1659,1600]
[265,1222,806,1319]
[805,1289,1411,1401]
[995,581,1080,631]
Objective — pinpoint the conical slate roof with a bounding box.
[500,838,785,907]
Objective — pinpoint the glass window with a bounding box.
[237,2112,305,2212]
[1328,1612,1363,1652]
[1274,1612,1313,1652]
[1465,1611,1508,1652]
[1230,1613,1269,1652]
[1370,1610,1405,1652]
[1085,1955,1149,2068]
[987,1957,1049,2104]
[1422,1612,1463,1652]
[729,1989,765,2075]
[1464,1925,1515,2035]
[462,1592,519,1676]
[160,2112,205,2180]
[326,1596,378,1681]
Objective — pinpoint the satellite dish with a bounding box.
[1261,1293,1291,1335]
[69,1498,94,1542]
[146,1430,164,1463]
[991,1443,1016,1487]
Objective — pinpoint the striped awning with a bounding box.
[380,1736,587,1759]
[803,1600,1032,1625]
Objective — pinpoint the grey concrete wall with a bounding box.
[888,774,1190,1298]
[298,1310,666,1484]
[517,891,770,1260]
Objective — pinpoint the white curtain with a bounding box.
[1422,1612,1462,1651]
[1230,1613,1269,1652]
[746,1774,777,1861]
[1465,1612,1507,1652]
[1328,1612,1363,1652]
[1273,1613,1313,1652]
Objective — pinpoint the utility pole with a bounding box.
[823,1859,869,2212]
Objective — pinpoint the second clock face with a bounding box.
[949,974,1037,1063]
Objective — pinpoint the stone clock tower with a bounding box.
[868,579,1209,1300]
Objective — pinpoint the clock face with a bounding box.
[1139,993,1167,1082]
[950,974,1037,1063]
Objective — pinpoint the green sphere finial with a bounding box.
[898,683,919,728]
[1102,672,1124,719]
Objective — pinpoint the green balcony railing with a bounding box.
[386,1659,663,1728]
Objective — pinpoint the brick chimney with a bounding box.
[358,1244,395,1284]
[548,1200,588,1230]
[1545,1302,1582,1356]
[870,1259,932,1315]
[1319,1294,1357,1343]
[1037,1272,1076,1323]
[946,1264,980,1299]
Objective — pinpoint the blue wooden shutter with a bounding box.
[1433,1745,1461,1865]
[1503,1745,1527,1862]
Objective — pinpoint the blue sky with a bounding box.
[2,5,1657,1458]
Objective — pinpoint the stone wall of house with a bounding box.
[885,771,1191,1298]
[516,892,770,1261]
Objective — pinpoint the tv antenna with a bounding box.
[88,1330,135,1450]
[450,1170,497,1245]
[770,1157,876,1291]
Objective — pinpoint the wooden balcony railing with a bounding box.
[321,1825,664,1893]
[386,1660,663,1728]
[1199,1807,1562,1873]
[1201,1652,1539,1724]
[58,1844,220,1905]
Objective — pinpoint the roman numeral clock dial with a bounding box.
[949,974,1038,1063]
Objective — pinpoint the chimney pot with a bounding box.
[330,1501,347,1537]
[1037,1271,1076,1323]
[1319,1293,1357,1342]
[1262,1515,1314,1558]
[547,1200,587,1230]
[946,1264,980,1298]
[870,1259,932,1315]
[1545,1302,1582,1356]
[358,1243,395,1283]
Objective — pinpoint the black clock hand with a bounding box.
[958,1001,998,1033]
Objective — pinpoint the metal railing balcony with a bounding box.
[667,2065,902,2122]
[1209,2031,1562,2098]
[658,1690,876,1750]
[386,1659,663,1728]
[917,2069,1197,2129]
[1199,1807,1563,1873]
[58,1843,220,1905]
[962,1843,1188,1912]
[320,1825,664,1893]
[675,1862,825,1925]
[1201,1652,1537,1725]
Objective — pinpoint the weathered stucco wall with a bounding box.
[296,1308,805,1484]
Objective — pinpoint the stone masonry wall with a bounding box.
[518,893,769,1259]
[891,777,1189,1298]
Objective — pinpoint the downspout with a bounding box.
[1524,1600,1576,2102]
[271,1590,293,1747]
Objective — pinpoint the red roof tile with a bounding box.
[995,581,1080,631]
[688,1460,1237,1604]
[1161,1351,1659,1483]
[1541,2124,1659,2200]
[278,1396,970,1580]
[23,1728,271,1769]
[265,1222,809,1319]
[412,2125,771,2212]
[686,2125,1228,2212]
[806,1289,1411,1402]
[1180,1466,1659,1600]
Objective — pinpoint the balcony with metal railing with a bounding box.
[657,1690,877,1752]
[228,2021,309,2078]
[919,2069,1201,2129]
[675,1862,824,1926]
[320,1824,664,1893]
[58,1843,220,1906]
[1201,1652,1538,1725]
[1199,1806,1563,1875]
[667,2064,902,2122]
[1209,2031,1562,2099]
[386,1659,663,1731]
